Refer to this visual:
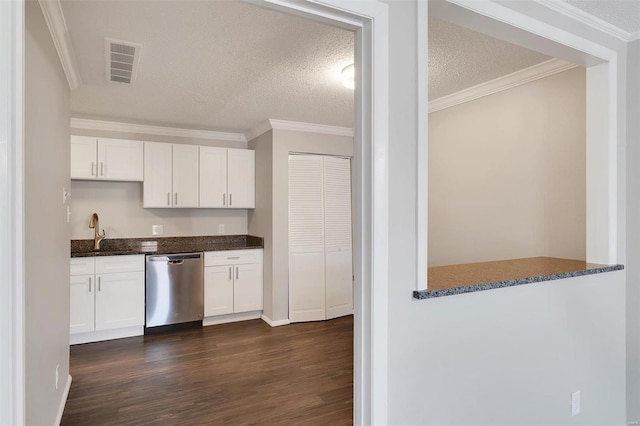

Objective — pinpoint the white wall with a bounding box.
[384,0,628,424]
[626,38,640,421]
[69,129,249,239]
[428,67,586,266]
[25,2,71,424]
[248,128,354,322]
[247,130,274,319]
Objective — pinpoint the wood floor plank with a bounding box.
[62,316,353,425]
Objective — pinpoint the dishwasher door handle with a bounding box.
[168,259,184,265]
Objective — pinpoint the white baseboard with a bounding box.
[261,314,290,327]
[203,311,261,326]
[70,326,143,345]
[55,374,72,426]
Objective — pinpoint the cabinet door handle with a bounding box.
[236,266,239,280]
[229,266,232,280]
[98,276,101,292]
[229,193,232,206]
[167,192,170,206]
[100,162,104,176]
[91,161,95,177]
[88,276,92,292]
[174,192,178,206]
[223,193,226,206]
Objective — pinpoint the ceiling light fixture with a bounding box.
[341,64,355,90]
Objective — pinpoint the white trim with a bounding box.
[245,118,354,141]
[0,0,25,424]
[245,120,273,141]
[534,0,639,42]
[429,58,578,113]
[203,311,261,326]
[416,0,428,291]
[260,314,291,327]
[38,0,80,90]
[54,375,72,426]
[69,326,143,345]
[70,118,247,142]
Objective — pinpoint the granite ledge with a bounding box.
[413,257,624,300]
[71,235,264,258]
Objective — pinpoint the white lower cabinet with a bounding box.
[204,249,263,320]
[69,255,145,344]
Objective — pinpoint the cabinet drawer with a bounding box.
[204,249,262,266]
[96,255,145,274]
[70,257,95,276]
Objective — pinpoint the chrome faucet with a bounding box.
[89,213,106,250]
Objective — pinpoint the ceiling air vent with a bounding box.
[104,38,142,84]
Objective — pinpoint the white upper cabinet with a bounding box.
[200,147,255,208]
[227,149,255,208]
[199,147,227,207]
[172,144,200,208]
[71,136,98,179]
[71,135,143,181]
[143,142,199,208]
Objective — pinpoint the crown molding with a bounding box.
[70,118,248,142]
[38,0,81,90]
[534,0,637,42]
[429,59,578,114]
[246,119,354,141]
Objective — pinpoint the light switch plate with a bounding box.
[152,225,163,236]
[218,224,225,234]
[571,390,581,416]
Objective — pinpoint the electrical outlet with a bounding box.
[571,390,580,416]
[152,225,164,236]
[55,364,59,390]
[218,224,225,234]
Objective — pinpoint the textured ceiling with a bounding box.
[63,0,355,132]
[428,17,551,100]
[562,0,640,33]
[64,1,558,131]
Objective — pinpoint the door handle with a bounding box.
[229,193,232,206]
[229,266,232,280]
[91,162,95,177]
[167,192,170,206]
[236,266,239,280]
[223,193,226,206]
[98,276,101,292]
[174,192,178,205]
[89,276,92,292]
[100,162,104,176]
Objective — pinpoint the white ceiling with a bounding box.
[562,0,640,33]
[65,1,629,132]
[63,0,355,132]
[428,17,551,100]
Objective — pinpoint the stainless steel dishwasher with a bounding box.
[145,253,204,329]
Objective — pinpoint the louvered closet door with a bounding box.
[324,157,353,319]
[289,155,326,322]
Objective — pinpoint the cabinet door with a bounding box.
[323,157,353,319]
[288,155,326,322]
[70,274,95,334]
[227,149,255,208]
[204,265,234,316]
[143,142,173,208]
[70,136,98,179]
[199,146,228,208]
[233,263,263,313]
[172,144,199,207]
[97,138,143,181]
[95,271,145,331]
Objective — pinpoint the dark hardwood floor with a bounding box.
[62,316,353,425]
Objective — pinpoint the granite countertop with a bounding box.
[71,235,264,258]
[413,257,624,299]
